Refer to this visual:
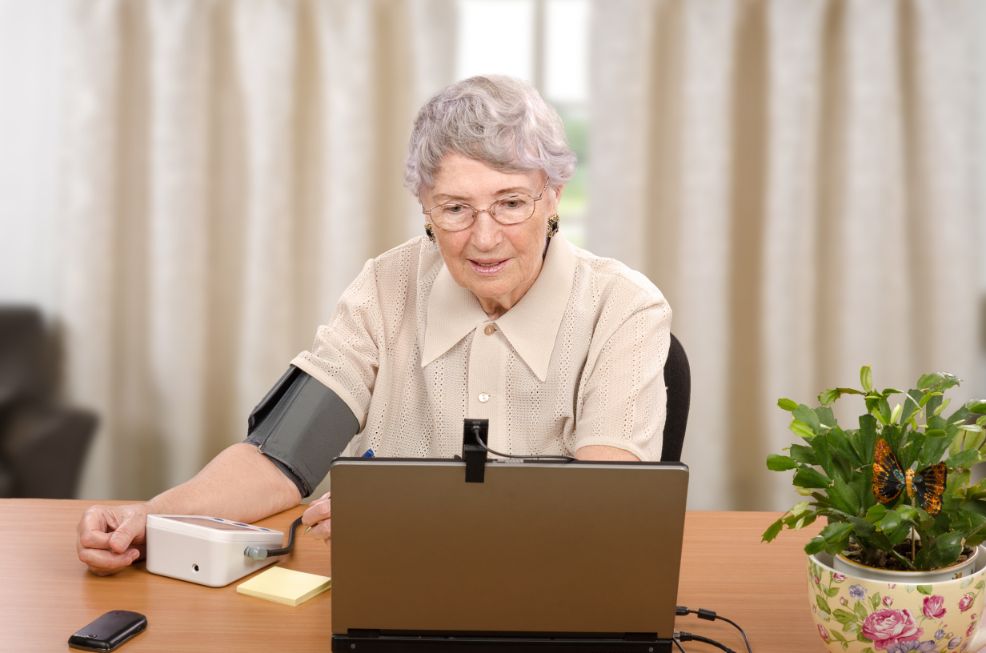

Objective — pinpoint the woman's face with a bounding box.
[422,153,562,319]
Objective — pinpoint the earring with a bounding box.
[547,214,559,238]
[424,223,435,242]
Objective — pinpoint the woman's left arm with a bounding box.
[575,445,640,461]
[569,298,672,461]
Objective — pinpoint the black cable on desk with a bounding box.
[676,605,752,653]
[675,631,737,653]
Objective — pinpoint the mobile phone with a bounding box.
[68,610,147,651]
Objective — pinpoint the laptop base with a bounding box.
[333,632,673,652]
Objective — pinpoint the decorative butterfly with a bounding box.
[871,438,946,515]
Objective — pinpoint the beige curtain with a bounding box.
[59,0,456,500]
[589,0,982,510]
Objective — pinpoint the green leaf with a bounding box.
[790,444,817,465]
[794,467,831,489]
[762,517,784,542]
[819,387,865,405]
[778,397,798,412]
[867,395,893,425]
[917,434,950,468]
[950,428,986,457]
[870,593,880,610]
[804,537,825,555]
[831,630,848,643]
[826,428,863,471]
[816,521,854,551]
[790,420,816,440]
[916,585,933,595]
[832,608,856,625]
[829,479,862,515]
[948,449,981,469]
[890,402,903,424]
[861,366,873,392]
[766,454,799,471]
[826,586,840,597]
[865,504,888,523]
[789,501,811,516]
[853,601,868,621]
[794,404,822,432]
[858,415,878,459]
[816,594,832,614]
[968,399,986,415]
[876,510,902,533]
[917,532,964,570]
[916,372,960,393]
[895,504,922,523]
[900,390,923,425]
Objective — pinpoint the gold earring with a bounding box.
[547,214,559,238]
[424,223,435,242]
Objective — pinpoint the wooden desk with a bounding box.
[0,500,822,652]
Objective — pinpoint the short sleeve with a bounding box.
[569,299,671,461]
[290,259,384,429]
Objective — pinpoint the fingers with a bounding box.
[77,504,148,574]
[302,493,332,542]
[301,495,331,527]
[107,512,145,554]
[78,545,141,576]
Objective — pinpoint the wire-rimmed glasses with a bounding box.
[423,180,550,232]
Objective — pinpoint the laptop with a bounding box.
[329,457,689,652]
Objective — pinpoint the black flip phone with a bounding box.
[68,610,147,651]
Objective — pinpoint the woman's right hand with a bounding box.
[76,503,151,575]
[301,491,331,543]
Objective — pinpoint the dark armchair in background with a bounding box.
[0,307,97,498]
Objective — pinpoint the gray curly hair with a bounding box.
[403,75,577,196]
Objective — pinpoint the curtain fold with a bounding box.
[589,0,982,510]
[59,0,456,499]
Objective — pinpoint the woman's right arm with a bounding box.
[76,442,301,575]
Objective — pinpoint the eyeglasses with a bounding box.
[423,180,550,232]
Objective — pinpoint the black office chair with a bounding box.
[660,333,690,462]
[0,306,98,498]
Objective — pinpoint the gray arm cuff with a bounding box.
[244,365,359,498]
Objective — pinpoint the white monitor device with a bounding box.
[146,515,285,587]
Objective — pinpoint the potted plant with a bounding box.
[763,366,986,652]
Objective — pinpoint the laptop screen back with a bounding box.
[330,459,689,638]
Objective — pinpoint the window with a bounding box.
[456,0,590,245]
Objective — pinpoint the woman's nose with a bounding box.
[468,211,503,249]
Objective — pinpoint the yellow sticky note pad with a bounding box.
[236,566,331,607]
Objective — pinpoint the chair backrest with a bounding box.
[660,333,690,462]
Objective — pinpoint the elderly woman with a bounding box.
[76,75,671,575]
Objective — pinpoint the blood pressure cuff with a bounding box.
[244,365,359,498]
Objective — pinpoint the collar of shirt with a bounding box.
[421,234,577,382]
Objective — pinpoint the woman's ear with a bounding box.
[551,184,565,207]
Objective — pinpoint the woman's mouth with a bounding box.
[469,259,508,275]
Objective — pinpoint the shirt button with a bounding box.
[478,393,491,403]
[484,324,497,336]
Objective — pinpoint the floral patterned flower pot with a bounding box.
[809,550,986,652]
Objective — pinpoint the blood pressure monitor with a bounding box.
[146,515,286,587]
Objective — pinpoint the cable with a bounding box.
[469,425,575,462]
[673,637,687,653]
[676,631,737,653]
[243,516,303,560]
[676,605,752,653]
